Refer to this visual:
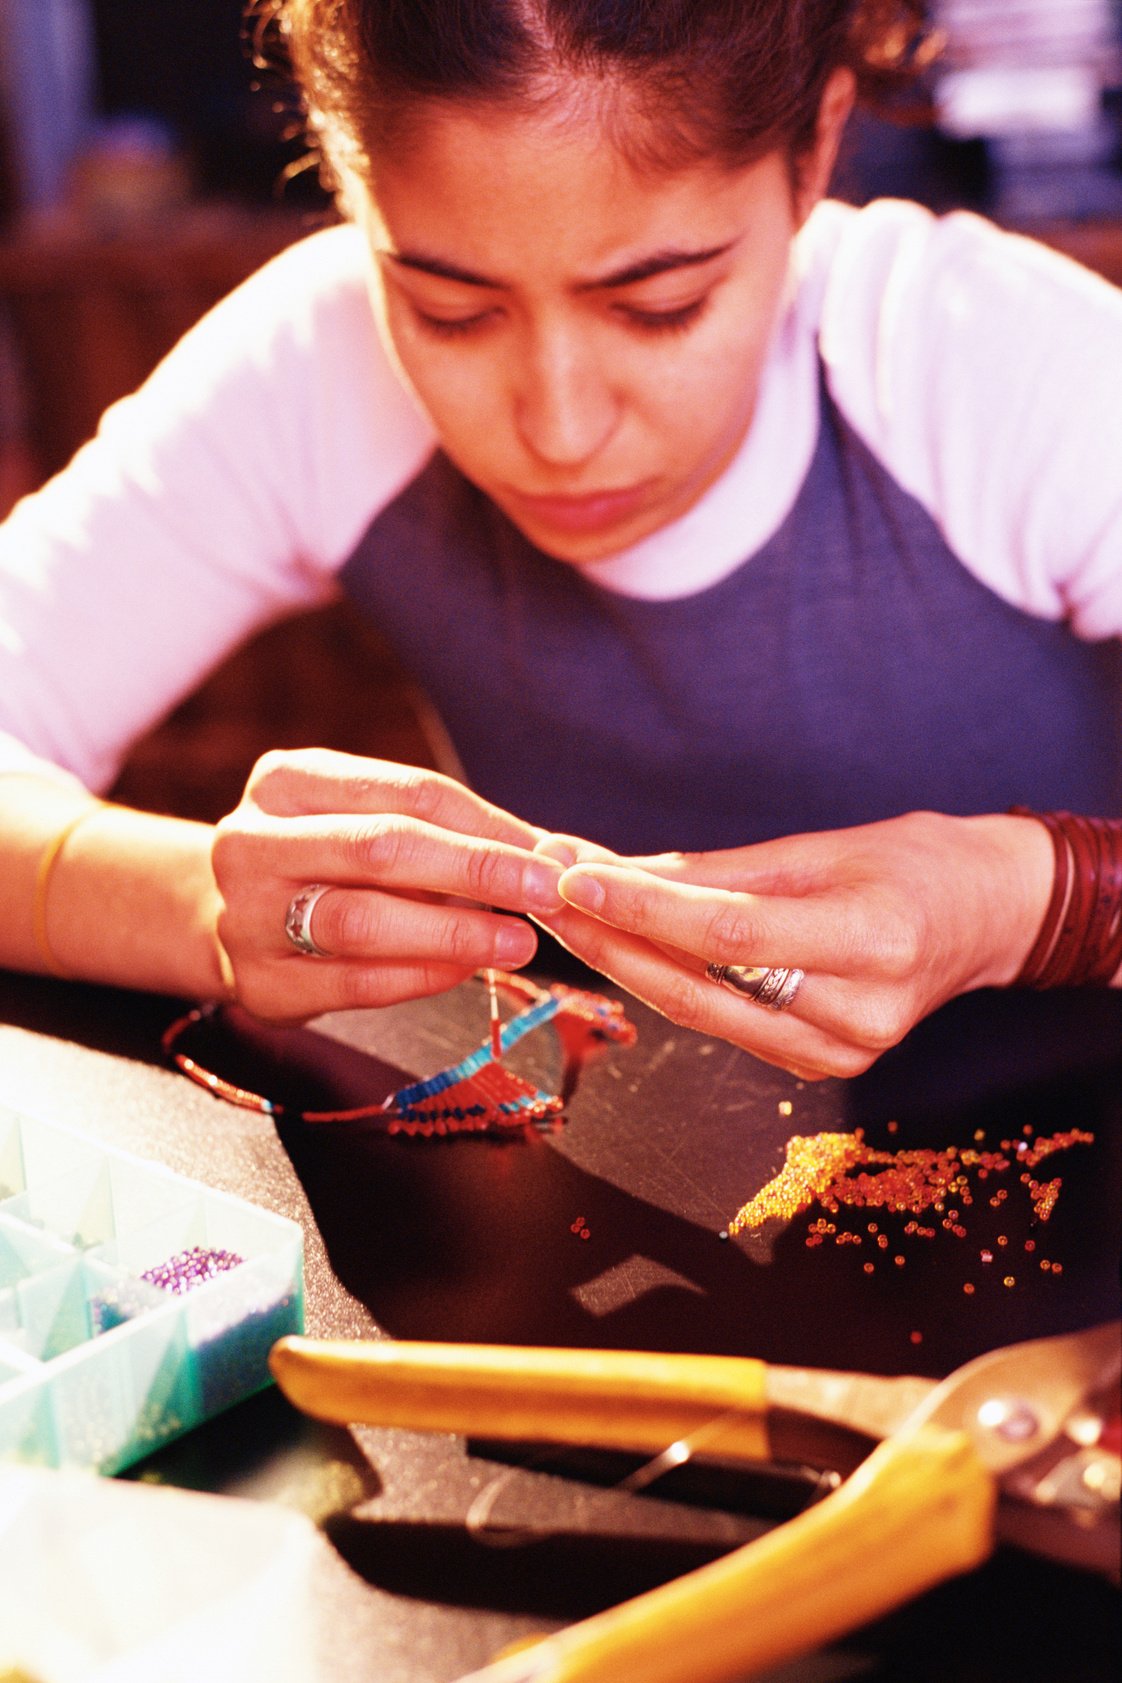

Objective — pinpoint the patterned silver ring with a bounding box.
[705,963,805,1012]
[284,883,333,957]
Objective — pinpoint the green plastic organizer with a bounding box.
[0,1101,304,1473]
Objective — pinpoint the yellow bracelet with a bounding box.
[32,802,105,977]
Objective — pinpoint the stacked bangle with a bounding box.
[1010,808,1122,988]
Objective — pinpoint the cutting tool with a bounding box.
[269,1322,1120,1683]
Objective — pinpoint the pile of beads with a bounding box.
[727,1133,864,1229]
[140,1245,246,1295]
[725,1125,1094,1285]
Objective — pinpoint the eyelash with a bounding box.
[617,298,709,335]
[415,311,493,339]
[414,296,710,340]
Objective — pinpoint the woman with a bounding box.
[0,0,1119,1080]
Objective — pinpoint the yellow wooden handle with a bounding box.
[269,1337,770,1461]
[475,1423,997,1683]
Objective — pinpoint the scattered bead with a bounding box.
[778,1100,793,1116]
[963,1282,975,1295]
[1003,1276,1016,1288]
[909,1330,923,1344]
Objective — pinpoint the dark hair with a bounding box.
[250,1,933,188]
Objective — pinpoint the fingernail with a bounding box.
[521,858,565,912]
[534,836,578,867]
[495,921,537,964]
[559,867,604,912]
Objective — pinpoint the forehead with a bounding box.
[363,95,789,282]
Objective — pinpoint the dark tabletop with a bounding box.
[1,961,1119,1682]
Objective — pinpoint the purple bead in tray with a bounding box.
[140,1245,246,1295]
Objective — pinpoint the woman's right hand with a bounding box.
[211,748,565,1020]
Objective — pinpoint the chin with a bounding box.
[526,534,629,566]
[502,505,658,566]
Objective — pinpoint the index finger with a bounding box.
[246,748,545,851]
[556,861,838,973]
[536,832,827,899]
[241,812,566,916]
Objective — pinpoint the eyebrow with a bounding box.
[384,241,736,291]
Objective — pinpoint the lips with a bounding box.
[501,481,652,536]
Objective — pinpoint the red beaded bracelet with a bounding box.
[1009,808,1122,988]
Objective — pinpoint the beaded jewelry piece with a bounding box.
[162,971,636,1137]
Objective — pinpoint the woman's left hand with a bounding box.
[533,811,1054,1080]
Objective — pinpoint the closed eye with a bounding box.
[413,309,496,339]
[615,297,709,335]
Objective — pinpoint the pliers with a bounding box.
[269,1321,1121,1683]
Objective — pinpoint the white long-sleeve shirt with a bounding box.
[2,196,1121,797]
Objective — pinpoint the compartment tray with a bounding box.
[0,1101,304,1473]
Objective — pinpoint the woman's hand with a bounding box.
[212,748,565,1020]
[534,812,1054,1080]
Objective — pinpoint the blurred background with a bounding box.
[1,1,1121,820]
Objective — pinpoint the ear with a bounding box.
[793,66,857,224]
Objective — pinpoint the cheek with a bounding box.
[399,352,480,431]
[642,330,766,449]
[381,312,500,443]
[678,269,788,441]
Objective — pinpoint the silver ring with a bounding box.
[705,963,804,1012]
[284,883,333,957]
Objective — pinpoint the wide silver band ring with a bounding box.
[284,883,333,958]
[705,963,804,1012]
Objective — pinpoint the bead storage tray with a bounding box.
[0,1101,304,1474]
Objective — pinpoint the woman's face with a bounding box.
[360,89,835,564]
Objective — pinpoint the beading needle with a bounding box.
[486,965,503,1060]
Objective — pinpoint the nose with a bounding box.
[514,322,620,468]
